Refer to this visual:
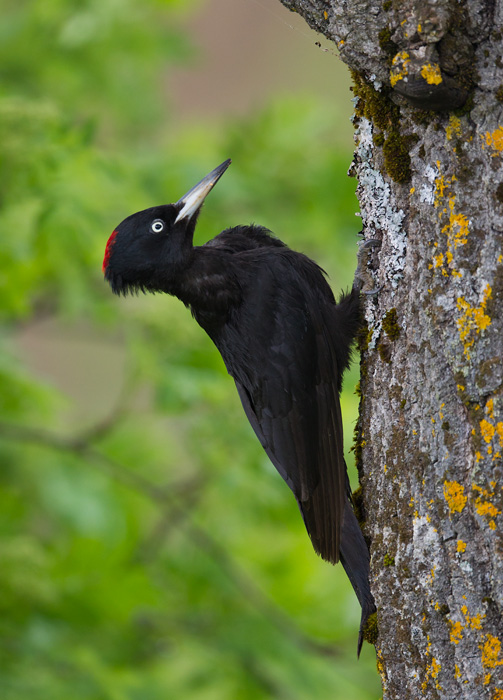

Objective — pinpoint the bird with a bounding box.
[103,159,375,653]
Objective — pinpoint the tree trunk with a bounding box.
[279,1,503,697]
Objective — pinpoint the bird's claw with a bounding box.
[360,238,381,248]
[362,284,383,296]
[353,239,382,295]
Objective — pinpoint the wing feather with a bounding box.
[219,250,347,563]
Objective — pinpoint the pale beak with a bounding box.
[175,159,231,223]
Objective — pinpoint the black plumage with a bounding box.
[103,160,375,652]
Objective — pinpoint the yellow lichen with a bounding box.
[475,500,500,519]
[434,173,447,206]
[472,477,501,529]
[484,419,500,464]
[481,419,496,443]
[454,664,461,679]
[479,501,499,516]
[421,62,442,85]
[468,613,483,630]
[456,285,492,359]
[376,649,387,691]
[472,616,484,630]
[484,127,503,155]
[457,540,467,553]
[493,687,503,699]
[446,116,462,141]
[455,605,486,636]
[450,620,463,644]
[443,481,467,513]
[422,656,442,693]
[390,51,410,87]
[443,194,469,249]
[323,10,328,19]
[481,634,503,669]
[486,398,494,419]
[431,167,467,277]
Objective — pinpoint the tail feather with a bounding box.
[298,475,343,566]
[299,493,375,656]
[339,499,376,656]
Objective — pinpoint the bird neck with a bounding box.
[174,247,241,327]
[150,229,195,295]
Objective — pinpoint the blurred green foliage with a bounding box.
[0,0,380,698]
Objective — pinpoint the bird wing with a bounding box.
[221,252,347,563]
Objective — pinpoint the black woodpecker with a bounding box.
[103,160,375,653]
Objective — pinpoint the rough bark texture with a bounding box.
[280,1,503,698]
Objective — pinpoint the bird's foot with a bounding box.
[353,239,381,295]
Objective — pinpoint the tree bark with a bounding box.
[279,1,503,698]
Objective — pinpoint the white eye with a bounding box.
[151,219,165,233]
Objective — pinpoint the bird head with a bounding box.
[103,159,231,295]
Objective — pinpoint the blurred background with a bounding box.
[0,0,380,697]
